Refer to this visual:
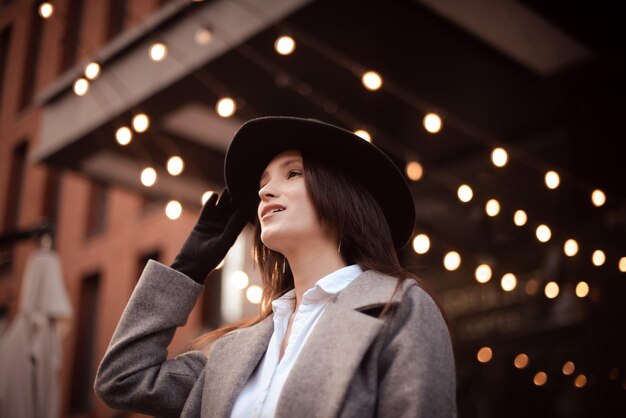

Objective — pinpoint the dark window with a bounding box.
[107,0,127,41]
[19,6,43,110]
[69,272,100,414]
[60,0,85,72]
[0,26,12,107]
[2,142,28,232]
[41,167,61,226]
[85,181,108,238]
[0,142,27,275]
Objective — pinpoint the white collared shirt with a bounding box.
[230,264,364,418]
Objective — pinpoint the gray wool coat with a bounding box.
[94,260,457,418]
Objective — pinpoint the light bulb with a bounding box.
[457,185,473,203]
[274,35,296,55]
[491,148,508,167]
[216,97,236,117]
[361,71,382,91]
[423,113,442,134]
[412,234,430,254]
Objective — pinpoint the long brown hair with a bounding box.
[192,150,441,350]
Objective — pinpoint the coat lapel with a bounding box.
[201,315,274,417]
[276,270,406,417]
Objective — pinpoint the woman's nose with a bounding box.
[258,182,277,201]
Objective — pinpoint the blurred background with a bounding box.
[0,0,624,417]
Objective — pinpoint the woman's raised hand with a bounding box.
[170,188,248,283]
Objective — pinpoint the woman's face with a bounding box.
[257,150,321,254]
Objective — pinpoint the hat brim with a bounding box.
[224,116,415,250]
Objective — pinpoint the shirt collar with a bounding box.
[272,264,364,313]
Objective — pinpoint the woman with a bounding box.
[95,117,457,417]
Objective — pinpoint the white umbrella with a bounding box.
[0,245,72,418]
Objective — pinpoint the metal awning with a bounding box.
[32,0,312,206]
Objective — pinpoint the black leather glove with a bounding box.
[170,188,248,283]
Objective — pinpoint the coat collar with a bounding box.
[200,269,411,417]
[276,269,409,417]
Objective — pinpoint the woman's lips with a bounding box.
[262,208,285,220]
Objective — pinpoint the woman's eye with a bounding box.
[259,171,301,189]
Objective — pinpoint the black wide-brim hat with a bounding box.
[224,116,416,250]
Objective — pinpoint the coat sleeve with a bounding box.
[376,284,457,418]
[94,259,207,418]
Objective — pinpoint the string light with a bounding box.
[545,170,560,189]
[405,161,423,181]
[229,270,249,289]
[423,113,442,134]
[564,239,579,256]
[474,264,492,284]
[167,156,184,176]
[354,129,371,142]
[544,281,559,299]
[140,167,157,187]
[491,147,508,167]
[513,210,527,226]
[361,71,382,91]
[533,371,548,386]
[194,27,213,45]
[115,126,133,145]
[202,191,215,205]
[84,62,100,80]
[485,199,500,217]
[501,273,517,291]
[619,257,626,273]
[562,361,576,375]
[575,281,589,298]
[412,234,430,254]
[514,354,529,369]
[592,250,606,266]
[73,78,89,96]
[165,200,182,220]
[38,2,54,19]
[525,279,539,295]
[216,97,236,117]
[274,35,296,55]
[591,189,606,207]
[574,374,587,388]
[246,285,263,304]
[149,42,168,61]
[457,185,473,203]
[477,347,493,363]
[535,224,551,242]
[443,251,461,271]
[132,113,150,132]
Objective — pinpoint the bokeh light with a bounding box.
[423,113,442,133]
[412,234,430,254]
[475,264,492,284]
[165,200,182,220]
[457,185,473,203]
[140,167,157,187]
[444,251,461,271]
[274,35,296,55]
[501,273,517,291]
[491,148,508,167]
[361,71,382,90]
[514,210,527,226]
